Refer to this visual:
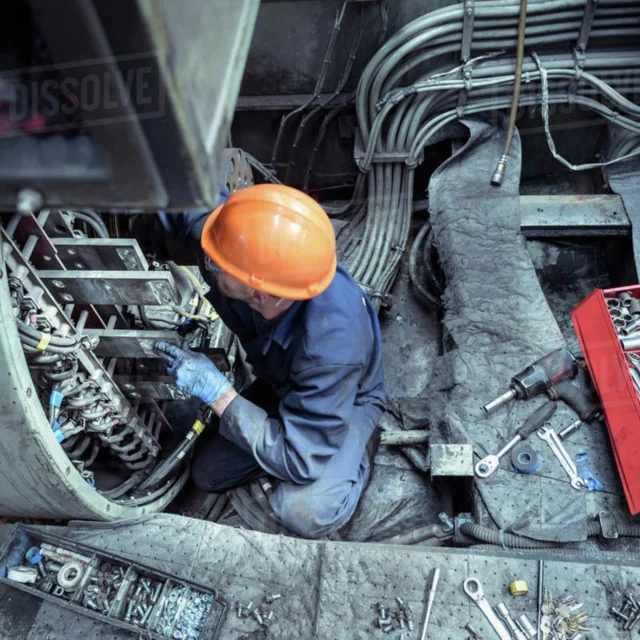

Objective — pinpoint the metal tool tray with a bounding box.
[0,523,227,639]
[572,285,640,514]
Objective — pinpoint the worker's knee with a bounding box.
[191,458,232,493]
[272,485,360,539]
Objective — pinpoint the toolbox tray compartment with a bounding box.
[0,524,227,639]
[572,285,640,514]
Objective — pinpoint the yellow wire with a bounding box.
[178,266,219,321]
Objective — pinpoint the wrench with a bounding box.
[463,578,511,640]
[475,401,557,478]
[536,423,587,490]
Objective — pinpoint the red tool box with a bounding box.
[572,285,640,514]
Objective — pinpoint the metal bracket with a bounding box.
[577,0,599,53]
[461,0,475,63]
[568,0,598,100]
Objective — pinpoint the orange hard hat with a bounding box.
[201,184,337,300]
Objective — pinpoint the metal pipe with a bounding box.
[420,568,440,640]
[495,0,526,186]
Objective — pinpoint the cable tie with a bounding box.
[54,431,64,443]
[52,421,60,432]
[456,105,466,119]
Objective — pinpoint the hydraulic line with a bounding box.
[409,221,442,309]
[71,211,108,238]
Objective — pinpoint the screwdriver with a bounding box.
[483,348,578,414]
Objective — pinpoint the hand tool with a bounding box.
[465,623,484,640]
[536,560,544,640]
[419,568,440,640]
[463,578,511,640]
[482,348,577,413]
[536,424,587,489]
[475,401,556,478]
[495,602,527,640]
[558,419,582,440]
[516,614,536,638]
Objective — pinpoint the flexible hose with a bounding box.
[71,212,108,238]
[461,522,562,549]
[409,221,442,309]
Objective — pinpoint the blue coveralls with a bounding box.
[158,205,386,538]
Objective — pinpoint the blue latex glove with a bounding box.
[153,341,232,405]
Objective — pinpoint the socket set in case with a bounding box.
[572,285,640,514]
[0,524,227,639]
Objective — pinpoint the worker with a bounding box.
[153,184,386,539]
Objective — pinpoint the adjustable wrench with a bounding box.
[536,424,587,490]
[463,578,511,640]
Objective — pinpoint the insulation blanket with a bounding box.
[426,116,588,541]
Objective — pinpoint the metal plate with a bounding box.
[38,271,179,306]
[430,444,474,477]
[51,239,149,271]
[84,330,179,358]
[520,195,630,237]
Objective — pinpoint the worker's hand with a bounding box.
[153,341,232,406]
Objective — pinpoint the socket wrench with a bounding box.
[463,578,511,640]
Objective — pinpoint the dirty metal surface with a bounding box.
[521,194,630,238]
[37,271,180,306]
[430,444,474,477]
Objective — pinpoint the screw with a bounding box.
[246,601,253,611]
[396,597,404,607]
[253,609,263,625]
[266,611,274,621]
[125,599,135,622]
[266,593,282,602]
[407,620,415,631]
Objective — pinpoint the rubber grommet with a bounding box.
[511,445,539,473]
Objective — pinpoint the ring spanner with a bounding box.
[463,577,511,640]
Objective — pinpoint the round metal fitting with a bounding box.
[57,561,84,589]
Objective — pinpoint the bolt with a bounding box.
[86,598,99,610]
[407,620,414,632]
[16,188,44,215]
[627,593,639,611]
[266,593,282,603]
[396,597,404,607]
[66,248,77,256]
[74,262,85,269]
[140,579,151,593]
[246,601,253,611]
[125,599,135,622]
[266,611,274,621]
[236,602,243,618]
[466,7,472,15]
[52,280,65,288]
[253,610,263,625]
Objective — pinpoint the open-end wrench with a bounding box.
[463,578,511,640]
[536,423,587,490]
[475,401,557,478]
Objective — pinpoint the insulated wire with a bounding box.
[270,1,348,172]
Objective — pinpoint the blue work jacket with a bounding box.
[159,204,386,484]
